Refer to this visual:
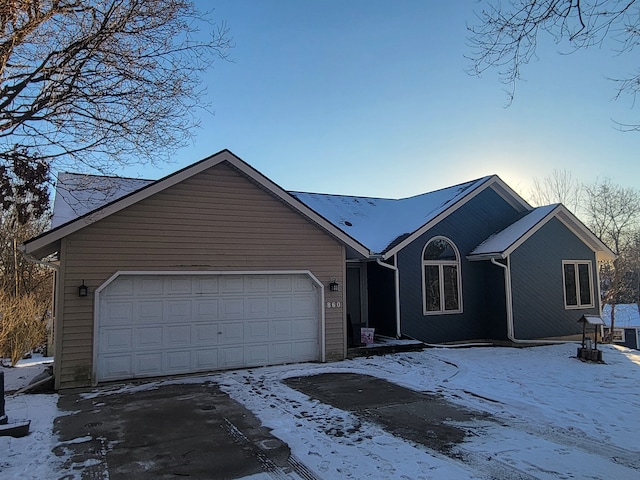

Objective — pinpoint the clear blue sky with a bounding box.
[124,0,640,201]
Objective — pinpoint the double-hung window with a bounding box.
[562,260,594,309]
[422,237,462,315]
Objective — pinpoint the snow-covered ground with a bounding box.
[2,344,640,479]
[1,355,59,478]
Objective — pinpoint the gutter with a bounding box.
[375,257,401,339]
[491,257,572,345]
[17,245,60,272]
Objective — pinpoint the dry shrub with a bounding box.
[0,291,47,366]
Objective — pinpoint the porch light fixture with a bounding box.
[329,278,339,292]
[78,280,88,297]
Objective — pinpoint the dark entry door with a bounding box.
[346,265,362,326]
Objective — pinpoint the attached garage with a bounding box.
[22,150,371,389]
[95,272,323,382]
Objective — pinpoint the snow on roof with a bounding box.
[52,172,153,228]
[51,170,491,255]
[290,177,490,254]
[468,204,559,259]
[602,304,640,328]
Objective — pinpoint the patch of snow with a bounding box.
[290,176,490,253]
[1,355,68,479]
[52,172,154,228]
[1,355,53,392]
[3,344,640,479]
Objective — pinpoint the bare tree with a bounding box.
[0,291,48,366]
[0,0,231,220]
[0,207,52,364]
[583,178,640,339]
[528,168,583,213]
[0,207,51,298]
[467,0,640,123]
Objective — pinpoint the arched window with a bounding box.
[422,237,462,315]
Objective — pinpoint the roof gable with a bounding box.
[468,204,616,262]
[291,176,498,255]
[23,150,371,259]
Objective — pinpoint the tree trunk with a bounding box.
[609,302,616,343]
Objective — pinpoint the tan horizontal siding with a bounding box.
[56,162,345,389]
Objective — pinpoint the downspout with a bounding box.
[491,257,572,345]
[376,257,401,338]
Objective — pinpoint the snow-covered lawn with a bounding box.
[2,344,640,479]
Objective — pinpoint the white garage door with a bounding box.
[96,273,320,382]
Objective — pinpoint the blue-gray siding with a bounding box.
[510,217,600,339]
[397,187,521,343]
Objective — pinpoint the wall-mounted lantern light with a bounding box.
[78,280,88,297]
[329,278,339,292]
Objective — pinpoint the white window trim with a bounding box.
[422,236,463,315]
[562,260,595,309]
[611,328,626,343]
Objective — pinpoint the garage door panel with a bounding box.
[271,297,293,316]
[164,350,191,373]
[293,340,319,360]
[247,276,269,293]
[102,328,133,351]
[245,344,269,365]
[136,352,163,375]
[293,296,317,316]
[246,297,269,317]
[271,320,292,340]
[193,299,219,320]
[293,276,315,293]
[194,348,218,369]
[219,322,244,344]
[138,301,163,323]
[193,323,219,345]
[245,320,269,342]
[105,276,134,297]
[167,277,192,295]
[166,300,191,321]
[220,297,244,318]
[101,355,132,380]
[165,325,191,347]
[101,302,134,326]
[219,346,245,367]
[97,273,320,382]
[139,277,164,295]
[194,276,219,294]
[270,343,293,363]
[293,317,318,338]
[220,276,244,294]
[135,326,163,349]
[271,276,293,293]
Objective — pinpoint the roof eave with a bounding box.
[466,252,505,262]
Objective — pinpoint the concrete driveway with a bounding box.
[53,373,491,480]
[54,381,298,479]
